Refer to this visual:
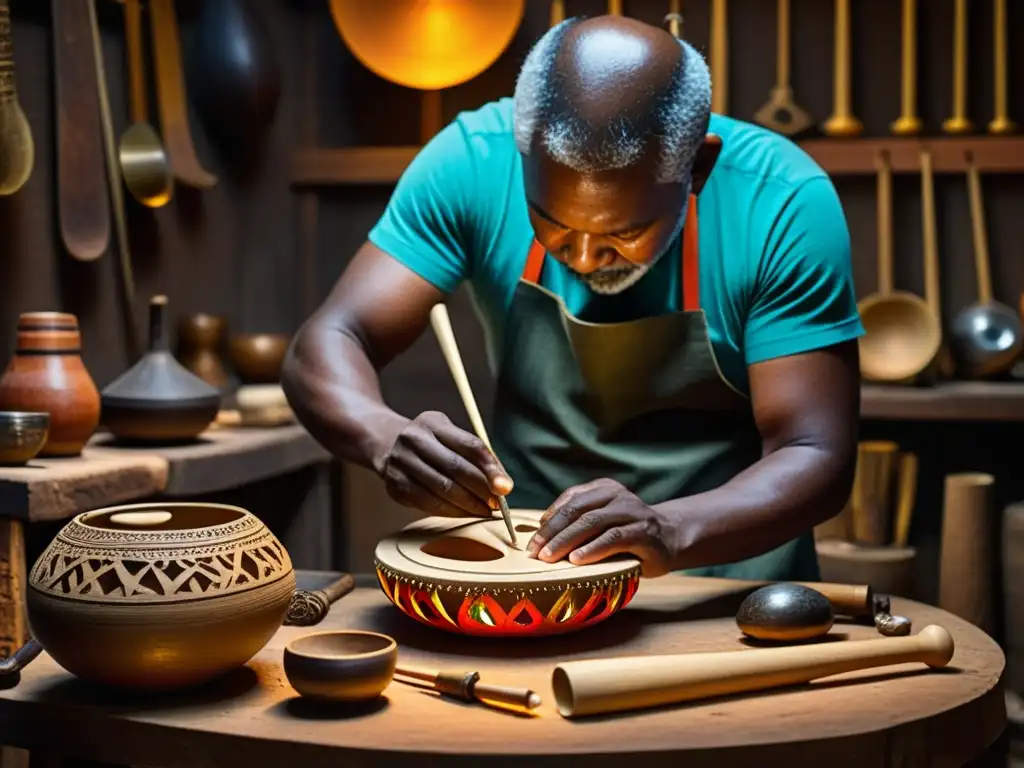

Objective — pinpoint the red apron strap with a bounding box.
[681,194,700,312]
[522,240,547,284]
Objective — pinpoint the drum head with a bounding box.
[375,509,640,590]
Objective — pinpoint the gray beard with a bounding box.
[580,197,690,296]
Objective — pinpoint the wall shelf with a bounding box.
[861,381,1024,422]
[799,136,1024,175]
[291,136,1024,187]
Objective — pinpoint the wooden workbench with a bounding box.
[0,425,332,659]
[0,576,1005,767]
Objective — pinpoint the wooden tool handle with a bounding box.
[876,151,894,295]
[396,665,542,711]
[553,625,955,718]
[965,159,993,303]
[950,0,968,121]
[665,0,682,38]
[124,0,146,123]
[473,681,542,710]
[893,453,918,548]
[0,0,14,92]
[550,0,564,26]
[420,90,442,145]
[920,149,941,315]
[608,0,623,15]
[776,0,790,88]
[713,578,872,616]
[898,0,917,121]
[709,0,728,113]
[832,0,852,116]
[429,304,493,450]
[991,0,1011,129]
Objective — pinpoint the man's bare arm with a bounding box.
[281,242,511,517]
[659,340,860,569]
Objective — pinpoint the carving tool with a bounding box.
[429,304,518,548]
[753,0,812,136]
[395,663,541,713]
[284,573,356,626]
[890,0,922,135]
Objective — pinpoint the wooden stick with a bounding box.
[553,624,954,718]
[284,573,356,626]
[428,304,517,548]
[395,663,542,711]
[709,0,728,114]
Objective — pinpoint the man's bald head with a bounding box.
[514,15,712,183]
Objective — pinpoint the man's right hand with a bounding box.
[380,411,513,518]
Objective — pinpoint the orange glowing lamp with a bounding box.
[329,0,525,138]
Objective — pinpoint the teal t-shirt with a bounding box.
[368,98,864,394]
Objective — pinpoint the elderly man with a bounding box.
[282,14,863,582]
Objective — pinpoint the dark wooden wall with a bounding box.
[3,1,1024,613]
[0,0,303,387]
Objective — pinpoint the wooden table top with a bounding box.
[0,576,1006,768]
[0,424,329,522]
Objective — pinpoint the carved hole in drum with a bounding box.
[515,524,539,533]
[420,537,503,562]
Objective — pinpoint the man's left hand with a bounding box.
[525,478,679,577]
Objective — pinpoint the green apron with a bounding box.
[490,195,819,581]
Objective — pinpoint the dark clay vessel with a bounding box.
[177,312,230,391]
[101,296,221,444]
[735,583,834,642]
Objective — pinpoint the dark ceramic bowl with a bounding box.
[228,333,289,384]
[101,396,222,444]
[0,411,50,465]
[284,630,397,702]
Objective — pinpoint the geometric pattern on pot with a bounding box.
[29,503,293,604]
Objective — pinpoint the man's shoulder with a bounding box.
[452,97,517,140]
[708,114,830,191]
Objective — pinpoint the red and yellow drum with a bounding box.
[374,510,640,637]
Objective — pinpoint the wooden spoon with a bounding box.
[52,0,111,261]
[149,0,217,189]
[118,0,173,208]
[890,0,922,135]
[0,0,33,196]
[821,0,862,137]
[942,0,973,134]
[753,0,812,136]
[988,0,1016,135]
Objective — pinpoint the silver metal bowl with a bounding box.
[950,302,1024,379]
[0,412,50,466]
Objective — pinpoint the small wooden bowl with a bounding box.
[284,630,397,702]
[0,411,50,465]
[228,333,289,384]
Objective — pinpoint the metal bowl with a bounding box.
[950,301,1024,379]
[0,412,50,466]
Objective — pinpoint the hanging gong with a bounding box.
[329,0,526,91]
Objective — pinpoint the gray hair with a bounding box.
[513,19,712,183]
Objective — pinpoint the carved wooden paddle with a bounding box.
[52,0,110,261]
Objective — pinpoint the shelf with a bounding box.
[292,147,419,186]
[291,136,1024,187]
[0,425,329,523]
[799,136,1024,175]
[861,382,1024,422]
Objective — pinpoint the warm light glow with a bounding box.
[329,0,525,90]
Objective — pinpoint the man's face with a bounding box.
[523,144,689,294]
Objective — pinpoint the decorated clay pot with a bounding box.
[374,510,640,637]
[27,502,295,690]
[0,312,100,456]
